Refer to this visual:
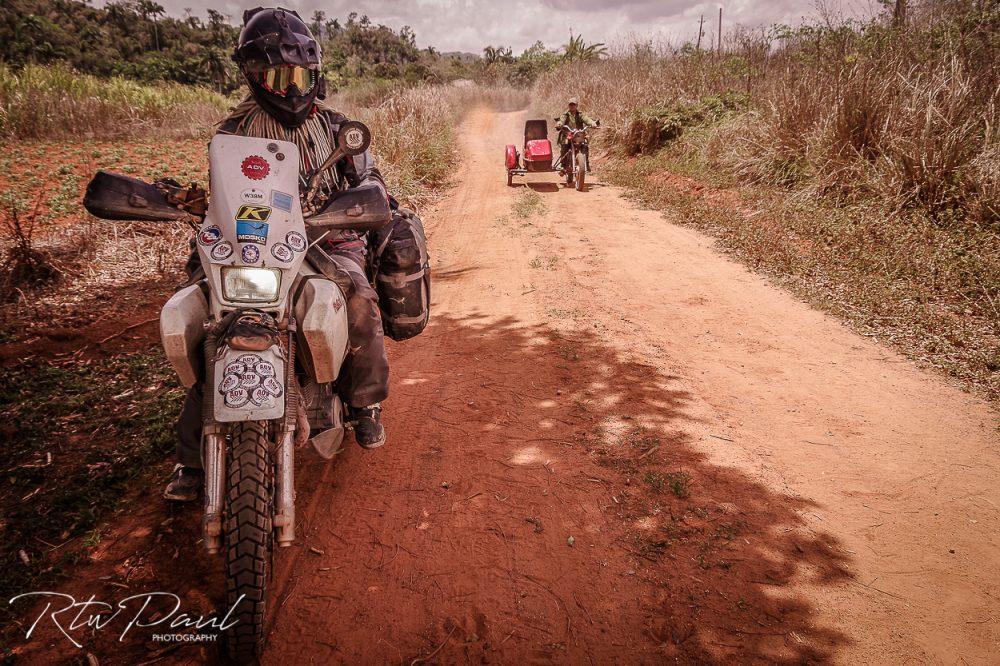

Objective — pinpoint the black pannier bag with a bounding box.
[369,208,430,341]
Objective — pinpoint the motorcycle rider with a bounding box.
[166,7,389,501]
[554,97,597,173]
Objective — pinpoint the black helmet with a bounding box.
[234,7,325,128]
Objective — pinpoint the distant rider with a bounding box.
[166,7,390,501]
[554,97,597,173]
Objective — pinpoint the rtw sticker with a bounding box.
[241,188,266,204]
[271,190,294,212]
[197,225,222,246]
[241,244,261,264]
[241,155,270,180]
[285,231,306,253]
[236,221,269,244]
[210,241,233,261]
[270,242,293,263]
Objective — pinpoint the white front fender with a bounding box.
[213,347,286,422]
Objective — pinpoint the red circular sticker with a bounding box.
[241,155,270,180]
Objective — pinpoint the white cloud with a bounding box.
[99,0,875,54]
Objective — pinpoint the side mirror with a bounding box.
[337,120,371,156]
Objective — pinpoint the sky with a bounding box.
[104,0,878,54]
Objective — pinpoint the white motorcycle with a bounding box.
[84,122,386,659]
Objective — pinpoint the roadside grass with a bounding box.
[0,63,232,140]
[0,352,184,628]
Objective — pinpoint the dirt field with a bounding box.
[9,108,999,664]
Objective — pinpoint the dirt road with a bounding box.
[255,108,1000,663]
[12,107,998,664]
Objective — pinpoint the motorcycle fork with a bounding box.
[201,325,225,555]
[274,319,298,548]
[199,317,299,553]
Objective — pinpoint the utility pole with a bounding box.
[717,7,723,52]
[696,14,704,50]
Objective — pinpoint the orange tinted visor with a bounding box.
[256,65,316,96]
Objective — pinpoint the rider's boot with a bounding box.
[350,403,386,449]
[164,464,203,502]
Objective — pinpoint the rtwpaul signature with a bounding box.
[9,592,244,648]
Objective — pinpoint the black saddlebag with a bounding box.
[369,208,430,341]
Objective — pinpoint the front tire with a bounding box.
[575,152,586,191]
[223,421,272,662]
[507,170,513,187]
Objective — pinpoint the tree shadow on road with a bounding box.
[304,311,855,665]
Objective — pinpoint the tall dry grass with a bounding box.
[534,6,999,225]
[533,6,999,399]
[0,63,232,140]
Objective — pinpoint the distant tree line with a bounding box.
[0,0,476,92]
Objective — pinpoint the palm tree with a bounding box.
[311,10,326,39]
[562,33,607,62]
[137,0,165,50]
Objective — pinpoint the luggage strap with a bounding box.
[376,266,427,286]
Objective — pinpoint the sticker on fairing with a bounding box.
[271,190,294,212]
[270,242,293,263]
[210,241,233,261]
[225,387,250,408]
[198,225,222,246]
[250,386,272,406]
[285,231,306,252]
[219,374,240,392]
[236,221,269,245]
[215,350,285,421]
[219,354,283,405]
[240,372,261,389]
[235,205,272,222]
[241,244,260,263]
[241,155,270,180]
[262,376,283,396]
[241,188,266,204]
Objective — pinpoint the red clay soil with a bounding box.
[8,108,999,664]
